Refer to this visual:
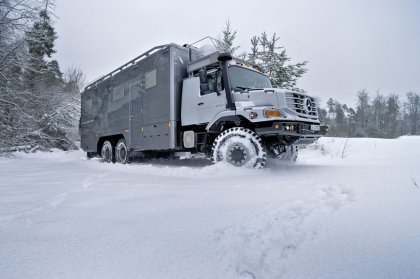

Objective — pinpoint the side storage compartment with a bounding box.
[142,123,171,150]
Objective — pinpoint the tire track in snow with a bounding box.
[216,184,355,279]
[0,192,72,225]
[0,174,106,226]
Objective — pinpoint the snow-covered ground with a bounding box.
[1,137,419,279]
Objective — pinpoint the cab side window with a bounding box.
[200,69,224,95]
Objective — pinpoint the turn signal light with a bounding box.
[264,109,282,118]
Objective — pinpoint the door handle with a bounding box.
[198,102,204,106]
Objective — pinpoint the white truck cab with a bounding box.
[180,50,327,167]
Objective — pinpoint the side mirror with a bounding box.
[199,69,207,84]
[199,69,209,94]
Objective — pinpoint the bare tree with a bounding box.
[0,0,43,87]
[355,89,370,136]
[0,0,44,148]
[1,0,81,150]
[371,91,386,137]
[64,66,85,93]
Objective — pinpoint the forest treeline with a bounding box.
[0,0,83,150]
[216,22,420,138]
[317,90,420,138]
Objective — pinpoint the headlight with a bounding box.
[263,109,283,118]
[248,112,258,119]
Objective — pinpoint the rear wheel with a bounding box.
[101,141,114,163]
[269,144,298,162]
[211,127,267,168]
[87,152,96,159]
[115,138,129,164]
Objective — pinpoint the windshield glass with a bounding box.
[228,66,272,91]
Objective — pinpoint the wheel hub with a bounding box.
[120,147,126,161]
[227,144,248,166]
[104,149,110,161]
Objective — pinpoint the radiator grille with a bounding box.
[285,92,318,120]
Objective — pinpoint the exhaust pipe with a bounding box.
[218,53,235,110]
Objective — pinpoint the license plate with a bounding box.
[310,125,320,131]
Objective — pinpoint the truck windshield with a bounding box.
[229,66,272,91]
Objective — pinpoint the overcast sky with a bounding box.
[55,0,420,106]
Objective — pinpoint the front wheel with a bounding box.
[211,127,267,168]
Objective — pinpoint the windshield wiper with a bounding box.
[232,86,264,92]
[232,86,250,91]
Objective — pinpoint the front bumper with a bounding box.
[255,122,328,144]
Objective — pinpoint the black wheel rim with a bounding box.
[120,147,126,162]
[104,148,110,162]
[227,143,248,166]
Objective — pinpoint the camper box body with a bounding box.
[80,44,192,153]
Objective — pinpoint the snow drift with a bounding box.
[1,137,419,279]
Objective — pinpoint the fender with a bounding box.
[206,105,283,131]
[205,110,240,131]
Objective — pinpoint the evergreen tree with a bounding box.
[216,21,308,90]
[385,94,400,138]
[327,98,336,117]
[45,59,64,86]
[249,32,307,90]
[215,20,240,55]
[25,8,58,90]
[248,36,259,64]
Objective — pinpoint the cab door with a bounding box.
[196,69,226,124]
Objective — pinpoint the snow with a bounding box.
[1,137,420,279]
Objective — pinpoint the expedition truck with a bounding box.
[80,43,328,168]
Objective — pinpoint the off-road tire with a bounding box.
[87,152,96,159]
[278,145,298,162]
[115,138,129,164]
[101,141,114,163]
[211,127,267,169]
